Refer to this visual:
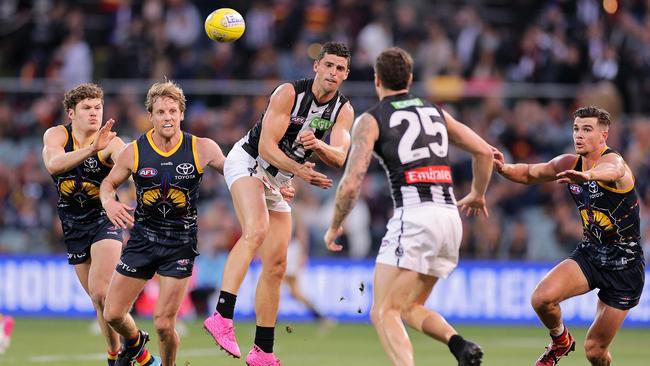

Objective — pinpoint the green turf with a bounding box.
[0,318,648,365]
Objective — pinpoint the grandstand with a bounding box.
[0,0,649,365]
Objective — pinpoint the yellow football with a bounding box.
[204,8,245,43]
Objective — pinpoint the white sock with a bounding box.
[549,323,565,337]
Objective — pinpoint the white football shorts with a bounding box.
[376,202,462,278]
[223,140,291,213]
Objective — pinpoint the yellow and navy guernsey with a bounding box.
[51,124,114,229]
[131,130,203,246]
[241,78,349,178]
[567,147,642,270]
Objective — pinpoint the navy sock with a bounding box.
[254,326,275,353]
[216,291,237,319]
[448,334,466,360]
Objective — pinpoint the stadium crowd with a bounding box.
[1,0,650,264]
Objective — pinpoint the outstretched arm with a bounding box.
[259,84,332,188]
[195,137,225,174]
[100,143,135,229]
[324,113,378,251]
[493,146,577,185]
[444,110,493,216]
[42,119,117,175]
[299,102,354,168]
[556,153,627,185]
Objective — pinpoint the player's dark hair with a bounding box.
[63,83,104,111]
[375,47,413,91]
[317,42,351,69]
[573,106,611,128]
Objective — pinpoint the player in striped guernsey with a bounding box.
[493,106,644,366]
[100,80,232,366]
[42,83,132,366]
[325,47,493,366]
[204,42,354,365]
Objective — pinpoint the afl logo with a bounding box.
[176,163,195,175]
[569,184,582,195]
[138,167,158,177]
[84,157,98,169]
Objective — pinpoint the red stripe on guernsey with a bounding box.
[404,165,453,184]
[136,349,151,364]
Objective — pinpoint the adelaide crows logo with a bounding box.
[141,173,188,218]
[59,174,100,208]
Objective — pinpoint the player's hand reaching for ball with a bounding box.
[103,198,135,229]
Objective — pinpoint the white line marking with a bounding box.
[29,348,224,363]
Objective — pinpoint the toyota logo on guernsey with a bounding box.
[139,167,158,177]
[84,157,98,169]
[176,163,195,175]
[404,166,453,184]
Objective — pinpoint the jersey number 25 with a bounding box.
[389,107,448,164]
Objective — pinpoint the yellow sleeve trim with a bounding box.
[571,155,580,170]
[596,181,635,194]
[59,125,69,148]
[132,141,139,173]
[97,149,113,167]
[192,135,203,174]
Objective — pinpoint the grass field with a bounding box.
[0,318,648,365]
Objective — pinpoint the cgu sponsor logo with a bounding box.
[404,165,452,184]
[139,167,158,178]
[309,117,333,131]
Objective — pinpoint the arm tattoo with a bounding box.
[331,117,375,228]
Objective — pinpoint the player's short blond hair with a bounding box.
[63,83,104,111]
[145,80,186,113]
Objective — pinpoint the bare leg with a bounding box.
[284,275,321,319]
[74,239,123,353]
[103,272,147,341]
[371,263,440,366]
[255,210,291,327]
[220,177,269,295]
[583,300,628,366]
[531,259,591,330]
[154,275,191,366]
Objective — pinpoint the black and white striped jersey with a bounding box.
[368,93,456,209]
[241,78,349,179]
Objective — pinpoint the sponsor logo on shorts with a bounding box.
[569,184,582,195]
[404,165,452,184]
[395,245,404,258]
[139,167,158,177]
[67,252,88,260]
[118,260,137,273]
[177,259,190,266]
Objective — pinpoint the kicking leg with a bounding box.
[583,300,627,366]
[248,209,291,360]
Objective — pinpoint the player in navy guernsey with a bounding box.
[99,81,231,366]
[493,106,644,366]
[204,42,354,365]
[42,83,128,366]
[325,48,492,366]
